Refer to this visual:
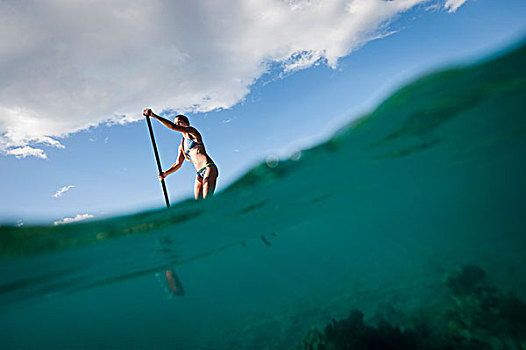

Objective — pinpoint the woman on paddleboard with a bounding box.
[143,108,219,199]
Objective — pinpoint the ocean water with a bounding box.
[1,42,526,349]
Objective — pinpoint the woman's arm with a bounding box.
[159,146,186,180]
[143,108,195,134]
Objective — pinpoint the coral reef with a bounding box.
[442,265,526,348]
[298,265,526,350]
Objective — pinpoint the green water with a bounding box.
[1,42,526,349]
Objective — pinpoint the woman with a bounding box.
[143,108,219,199]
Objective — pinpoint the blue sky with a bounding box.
[1,0,525,225]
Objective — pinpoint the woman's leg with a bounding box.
[194,176,203,200]
[202,166,218,199]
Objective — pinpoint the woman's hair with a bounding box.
[175,114,190,125]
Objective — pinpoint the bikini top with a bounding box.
[182,137,201,160]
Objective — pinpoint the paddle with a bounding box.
[145,115,170,208]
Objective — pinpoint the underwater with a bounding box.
[1,41,526,349]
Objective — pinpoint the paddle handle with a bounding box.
[145,116,170,208]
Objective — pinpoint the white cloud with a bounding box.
[52,185,75,198]
[444,0,468,12]
[53,213,94,226]
[0,0,459,158]
[425,4,442,11]
[5,146,48,159]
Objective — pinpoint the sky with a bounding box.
[1,0,525,225]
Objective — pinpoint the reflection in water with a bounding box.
[165,269,185,296]
[155,269,185,298]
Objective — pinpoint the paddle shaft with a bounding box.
[145,116,170,208]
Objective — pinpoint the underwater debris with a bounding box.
[261,236,272,247]
[160,236,173,245]
[298,265,526,350]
